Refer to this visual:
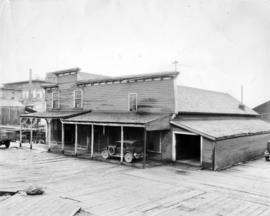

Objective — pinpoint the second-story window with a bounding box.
[52,92,59,109]
[128,93,137,112]
[74,90,82,108]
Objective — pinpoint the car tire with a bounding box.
[5,141,10,149]
[266,156,270,161]
[108,146,115,156]
[101,150,109,159]
[124,152,133,163]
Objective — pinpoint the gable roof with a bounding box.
[177,86,257,116]
[171,116,270,140]
[254,100,270,114]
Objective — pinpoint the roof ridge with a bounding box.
[178,85,228,95]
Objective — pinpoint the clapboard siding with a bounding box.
[215,133,270,170]
[45,74,82,111]
[82,79,175,113]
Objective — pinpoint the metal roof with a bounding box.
[63,111,171,130]
[177,85,258,116]
[171,116,270,140]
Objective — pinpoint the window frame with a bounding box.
[52,91,60,109]
[73,89,83,109]
[128,93,137,112]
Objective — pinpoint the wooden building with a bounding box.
[20,68,270,170]
[254,101,270,122]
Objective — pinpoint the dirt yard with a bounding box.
[0,143,270,216]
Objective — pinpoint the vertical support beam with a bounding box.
[120,126,124,163]
[143,128,147,168]
[200,136,203,166]
[91,124,94,158]
[75,124,78,156]
[19,118,22,147]
[30,118,33,149]
[47,118,52,152]
[86,130,90,152]
[172,131,176,162]
[61,121,65,153]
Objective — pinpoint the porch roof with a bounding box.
[171,117,270,141]
[20,110,91,119]
[63,111,171,130]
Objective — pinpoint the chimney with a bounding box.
[239,85,245,110]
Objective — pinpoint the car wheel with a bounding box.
[5,141,10,149]
[266,156,270,161]
[108,146,115,156]
[101,150,109,159]
[124,152,133,163]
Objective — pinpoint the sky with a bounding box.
[0,0,270,108]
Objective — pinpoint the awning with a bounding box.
[171,117,270,141]
[62,111,171,130]
[20,110,91,119]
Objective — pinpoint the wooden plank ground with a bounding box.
[0,142,269,216]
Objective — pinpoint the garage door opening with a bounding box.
[175,134,201,164]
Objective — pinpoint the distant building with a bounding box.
[254,101,270,122]
[3,79,51,112]
[0,87,22,101]
[0,99,24,125]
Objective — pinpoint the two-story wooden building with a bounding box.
[20,68,270,170]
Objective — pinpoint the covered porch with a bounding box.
[59,111,171,168]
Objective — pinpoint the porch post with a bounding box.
[120,126,124,163]
[91,124,94,158]
[61,121,65,153]
[47,118,52,152]
[30,118,33,149]
[19,118,22,147]
[75,124,78,156]
[143,128,147,168]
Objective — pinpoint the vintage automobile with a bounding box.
[101,140,144,163]
[264,141,270,161]
[0,126,18,148]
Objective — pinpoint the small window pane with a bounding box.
[74,90,82,108]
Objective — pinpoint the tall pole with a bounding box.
[30,118,33,149]
[91,124,94,158]
[75,124,78,156]
[61,121,64,153]
[172,60,179,72]
[19,118,22,147]
[143,129,147,168]
[120,126,124,164]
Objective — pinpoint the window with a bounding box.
[128,93,137,111]
[52,92,59,109]
[74,90,82,108]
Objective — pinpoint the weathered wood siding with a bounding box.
[46,74,81,111]
[0,107,24,125]
[202,138,213,170]
[82,79,175,113]
[215,133,270,170]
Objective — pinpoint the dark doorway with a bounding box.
[64,124,75,146]
[175,134,200,161]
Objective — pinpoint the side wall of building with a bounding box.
[215,133,270,170]
[202,138,214,170]
[82,78,175,113]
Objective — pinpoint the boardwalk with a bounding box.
[0,143,270,216]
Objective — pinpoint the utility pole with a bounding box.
[172,60,179,72]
